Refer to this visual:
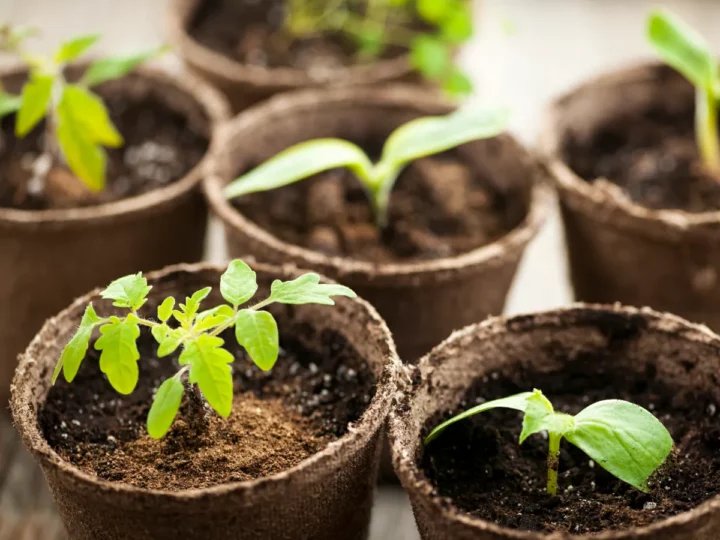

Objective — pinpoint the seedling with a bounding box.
[224,107,508,227]
[425,389,673,496]
[0,25,166,193]
[51,259,356,439]
[284,0,474,95]
[647,9,720,172]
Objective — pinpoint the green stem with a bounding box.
[697,86,720,172]
[546,432,562,496]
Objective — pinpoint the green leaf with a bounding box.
[157,329,184,357]
[177,287,212,328]
[220,260,257,307]
[519,390,575,444]
[425,392,533,445]
[410,35,450,80]
[269,273,356,306]
[151,323,168,343]
[195,305,234,333]
[56,98,107,191]
[94,315,141,395]
[15,74,53,137]
[566,400,673,493]
[52,303,101,384]
[157,297,175,323]
[440,4,474,43]
[83,46,168,87]
[101,273,152,311]
[357,27,385,59]
[180,334,234,417]
[647,9,717,90]
[224,139,374,200]
[54,34,100,63]
[417,0,447,23]
[60,84,123,147]
[147,377,185,439]
[235,310,279,371]
[443,69,473,96]
[0,92,21,119]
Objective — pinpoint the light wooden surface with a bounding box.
[1,1,720,539]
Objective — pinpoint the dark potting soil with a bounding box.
[189,0,408,74]
[39,319,375,490]
[0,96,207,211]
[421,360,720,534]
[234,154,508,263]
[566,101,720,212]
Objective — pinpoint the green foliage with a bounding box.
[425,389,673,495]
[647,9,720,171]
[53,259,357,439]
[225,107,508,227]
[0,27,166,191]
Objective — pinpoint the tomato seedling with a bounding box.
[52,259,356,439]
[425,389,673,496]
[224,107,508,227]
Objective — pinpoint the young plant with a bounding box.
[647,9,720,172]
[425,389,673,496]
[224,106,508,227]
[0,25,166,193]
[284,0,474,95]
[51,259,356,439]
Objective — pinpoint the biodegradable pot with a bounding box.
[0,64,230,408]
[205,85,551,363]
[541,62,720,331]
[390,304,720,540]
[11,261,400,540]
[166,0,427,112]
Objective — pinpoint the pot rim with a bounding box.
[389,302,720,539]
[203,84,552,283]
[165,0,416,89]
[0,60,231,229]
[11,260,401,503]
[539,60,720,241]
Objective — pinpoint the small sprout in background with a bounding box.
[425,389,673,496]
[284,0,474,97]
[0,24,166,195]
[647,9,720,173]
[224,107,508,228]
[52,259,356,439]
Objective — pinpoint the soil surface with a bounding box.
[40,319,375,490]
[189,0,408,75]
[421,359,720,534]
[566,102,720,212]
[0,95,207,211]
[234,153,508,263]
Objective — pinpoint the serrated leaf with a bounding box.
[147,377,185,439]
[519,390,575,444]
[269,273,356,306]
[157,297,175,323]
[0,92,21,119]
[52,303,101,384]
[83,46,168,87]
[195,305,234,333]
[101,273,152,310]
[180,334,234,417]
[95,315,141,395]
[410,35,450,80]
[179,287,212,327]
[54,34,99,63]
[235,310,279,371]
[60,84,123,147]
[157,329,183,357]
[220,260,258,307]
[151,323,168,343]
[15,74,53,137]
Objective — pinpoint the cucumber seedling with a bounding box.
[425,389,673,495]
[225,106,508,227]
[0,25,166,195]
[647,9,720,172]
[52,259,356,439]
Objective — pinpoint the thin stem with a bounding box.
[136,317,160,328]
[249,298,273,311]
[697,86,720,172]
[546,432,562,496]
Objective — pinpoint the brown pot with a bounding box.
[0,64,230,409]
[11,260,400,540]
[166,0,427,112]
[389,304,720,539]
[540,62,720,331]
[204,85,551,364]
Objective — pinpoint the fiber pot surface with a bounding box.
[390,304,720,539]
[167,0,424,112]
[0,64,230,408]
[541,62,720,331]
[11,261,400,540]
[205,85,551,363]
